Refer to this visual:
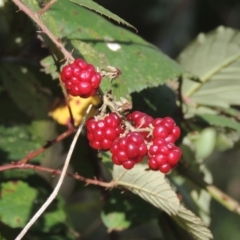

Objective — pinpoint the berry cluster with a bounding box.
[86,110,182,173]
[110,132,147,169]
[61,58,102,98]
[86,113,123,151]
[148,139,182,173]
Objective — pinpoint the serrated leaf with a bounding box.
[113,164,180,215]
[172,205,213,240]
[70,0,136,31]
[0,181,38,228]
[197,114,240,131]
[178,26,240,116]
[22,0,186,99]
[0,63,50,119]
[40,56,59,80]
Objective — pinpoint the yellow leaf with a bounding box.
[49,95,101,125]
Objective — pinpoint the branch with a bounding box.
[18,127,75,165]
[0,163,114,188]
[15,104,92,240]
[12,0,74,62]
[38,0,57,15]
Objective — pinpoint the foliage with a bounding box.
[0,0,240,239]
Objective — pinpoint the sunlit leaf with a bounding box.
[113,164,180,215]
[0,181,38,228]
[178,26,240,116]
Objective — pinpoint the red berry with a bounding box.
[159,163,171,173]
[153,125,169,139]
[152,117,181,143]
[122,160,135,170]
[148,158,159,170]
[86,113,123,151]
[126,111,153,140]
[147,138,181,173]
[172,126,181,141]
[60,58,102,98]
[126,143,139,158]
[110,132,147,168]
[155,154,168,165]
[112,155,121,165]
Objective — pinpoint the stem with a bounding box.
[18,127,75,165]
[38,0,57,15]
[12,0,74,62]
[0,163,114,188]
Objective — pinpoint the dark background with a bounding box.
[96,0,240,57]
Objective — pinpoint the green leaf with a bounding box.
[101,189,157,231]
[113,164,180,215]
[0,181,38,228]
[194,128,216,160]
[172,205,213,240]
[178,26,240,116]
[0,63,50,119]
[70,0,136,31]
[197,114,240,131]
[23,0,186,99]
[40,56,59,80]
[0,125,42,162]
[101,211,131,232]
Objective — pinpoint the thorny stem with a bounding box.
[0,163,115,188]
[38,0,57,15]
[13,0,76,127]
[12,0,73,61]
[60,81,76,128]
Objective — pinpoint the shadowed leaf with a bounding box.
[172,205,213,240]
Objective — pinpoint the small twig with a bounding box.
[18,128,75,165]
[15,104,93,240]
[59,80,76,128]
[0,163,114,188]
[177,76,184,120]
[12,0,73,62]
[38,0,57,15]
[177,76,193,132]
